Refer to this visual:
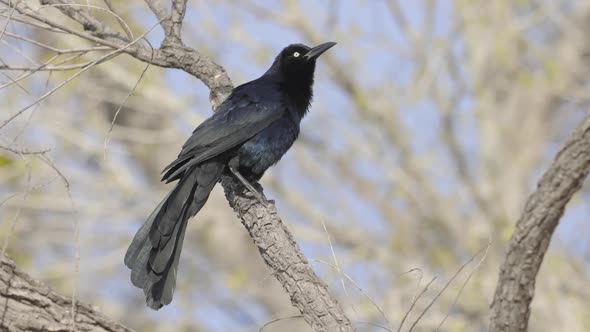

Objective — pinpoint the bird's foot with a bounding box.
[243,186,269,206]
[228,164,271,206]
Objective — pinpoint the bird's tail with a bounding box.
[124,160,224,309]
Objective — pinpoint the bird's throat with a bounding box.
[281,76,314,116]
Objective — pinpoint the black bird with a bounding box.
[124,42,336,309]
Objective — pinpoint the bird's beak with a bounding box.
[304,42,337,61]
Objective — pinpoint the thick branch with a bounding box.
[0,255,133,332]
[221,178,355,332]
[165,0,187,46]
[489,112,590,332]
[144,0,189,46]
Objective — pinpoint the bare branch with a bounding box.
[43,2,134,40]
[103,59,152,157]
[259,315,304,332]
[144,0,171,35]
[0,62,93,71]
[0,0,16,42]
[143,0,188,46]
[0,254,134,332]
[221,179,355,331]
[0,145,50,155]
[489,112,590,332]
[312,259,390,327]
[38,0,129,42]
[436,239,491,331]
[3,31,110,53]
[397,277,436,332]
[2,0,232,109]
[0,55,60,90]
[0,18,162,130]
[0,0,129,49]
[101,0,133,40]
[165,0,187,46]
[0,12,68,33]
[0,39,39,65]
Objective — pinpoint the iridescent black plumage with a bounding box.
[124,42,336,309]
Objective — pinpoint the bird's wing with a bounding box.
[161,82,283,182]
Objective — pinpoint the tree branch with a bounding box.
[144,0,171,38]
[0,144,50,155]
[38,0,129,42]
[6,0,232,110]
[489,112,590,332]
[143,0,189,46]
[165,0,187,46]
[0,254,134,332]
[221,179,355,331]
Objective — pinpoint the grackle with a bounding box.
[124,42,336,309]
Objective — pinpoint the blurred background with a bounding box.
[1,0,590,331]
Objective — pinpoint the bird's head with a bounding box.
[266,42,337,82]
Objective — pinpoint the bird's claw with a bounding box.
[244,189,270,206]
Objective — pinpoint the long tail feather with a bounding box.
[124,160,224,309]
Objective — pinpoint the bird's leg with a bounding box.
[228,158,269,206]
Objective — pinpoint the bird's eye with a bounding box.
[293,52,300,57]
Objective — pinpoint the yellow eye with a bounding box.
[293,52,300,57]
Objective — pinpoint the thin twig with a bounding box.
[312,258,391,326]
[0,12,69,33]
[0,54,59,91]
[3,31,110,53]
[0,62,95,71]
[0,0,17,42]
[11,70,52,141]
[1,69,31,93]
[103,51,153,158]
[0,145,51,155]
[355,321,394,331]
[321,220,357,318]
[100,0,133,39]
[0,38,39,65]
[0,153,31,264]
[436,237,492,331]
[0,0,128,51]
[38,3,134,41]
[408,243,492,332]
[0,18,164,130]
[258,315,303,332]
[397,277,436,332]
[36,153,79,332]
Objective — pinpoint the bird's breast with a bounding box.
[237,115,300,179]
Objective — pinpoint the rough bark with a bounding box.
[489,112,590,332]
[221,177,355,332]
[0,255,134,332]
[2,1,354,331]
